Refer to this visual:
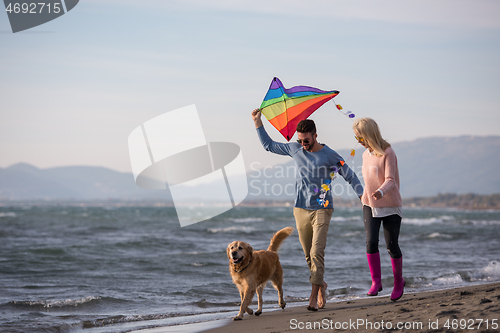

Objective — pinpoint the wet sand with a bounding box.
[133,282,500,333]
[204,282,500,332]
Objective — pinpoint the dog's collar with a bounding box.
[233,259,252,273]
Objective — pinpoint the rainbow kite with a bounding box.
[260,77,339,141]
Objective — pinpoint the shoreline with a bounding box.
[131,282,500,333]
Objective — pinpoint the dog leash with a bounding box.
[233,259,252,273]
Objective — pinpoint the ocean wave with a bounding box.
[483,261,500,275]
[403,214,459,226]
[28,247,67,256]
[470,220,500,225]
[82,313,173,329]
[408,274,465,288]
[193,299,238,308]
[409,261,500,289]
[284,295,309,302]
[406,277,433,288]
[340,231,363,238]
[9,296,101,309]
[207,226,255,234]
[402,217,444,225]
[269,207,288,212]
[427,232,453,239]
[470,261,500,282]
[229,217,265,223]
[433,274,463,285]
[329,286,365,296]
[419,261,500,288]
[331,216,360,223]
[0,212,17,218]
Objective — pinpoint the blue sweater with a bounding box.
[257,126,363,210]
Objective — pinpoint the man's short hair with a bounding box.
[296,119,316,135]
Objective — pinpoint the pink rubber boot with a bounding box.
[391,256,405,301]
[366,252,383,296]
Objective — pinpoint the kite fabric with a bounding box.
[259,77,339,141]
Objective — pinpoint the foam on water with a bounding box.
[206,226,256,234]
[331,216,360,223]
[10,296,101,309]
[229,217,265,223]
[470,261,500,282]
[427,232,453,239]
[340,231,363,238]
[470,220,500,225]
[433,274,463,286]
[483,261,500,276]
[403,217,444,225]
[427,261,500,287]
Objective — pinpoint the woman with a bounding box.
[353,118,405,301]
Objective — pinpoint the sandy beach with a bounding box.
[137,282,500,333]
[208,282,500,333]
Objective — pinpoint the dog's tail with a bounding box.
[268,227,294,252]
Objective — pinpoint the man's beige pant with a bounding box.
[293,207,334,285]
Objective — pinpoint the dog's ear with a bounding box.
[226,243,232,259]
[247,244,253,255]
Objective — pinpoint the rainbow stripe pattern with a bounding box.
[260,77,339,141]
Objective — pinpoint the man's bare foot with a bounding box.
[307,297,318,311]
[318,282,328,309]
[308,283,321,311]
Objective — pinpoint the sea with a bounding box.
[0,203,499,333]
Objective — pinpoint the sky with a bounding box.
[1,0,499,174]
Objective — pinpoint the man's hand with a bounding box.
[252,108,263,128]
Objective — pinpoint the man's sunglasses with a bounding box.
[296,139,310,144]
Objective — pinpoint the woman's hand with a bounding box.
[372,190,383,200]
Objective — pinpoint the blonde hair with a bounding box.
[352,118,391,156]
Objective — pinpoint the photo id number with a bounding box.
[6,2,62,14]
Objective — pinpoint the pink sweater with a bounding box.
[361,147,402,208]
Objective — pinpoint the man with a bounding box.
[251,108,363,311]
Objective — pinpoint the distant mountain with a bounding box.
[0,163,170,201]
[1,136,499,201]
[394,135,500,197]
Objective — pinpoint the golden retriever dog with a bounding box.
[227,226,294,320]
